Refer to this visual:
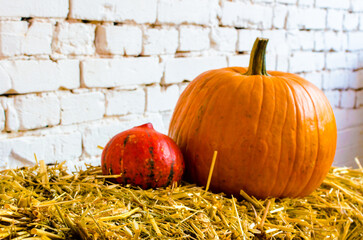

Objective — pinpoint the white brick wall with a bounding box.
[315,0,349,9]
[105,89,145,116]
[0,0,362,169]
[81,57,162,88]
[53,22,95,55]
[11,93,60,131]
[0,101,4,131]
[0,60,80,94]
[60,92,105,125]
[221,2,273,29]
[211,28,237,52]
[157,0,218,25]
[146,85,179,112]
[143,28,178,55]
[69,0,157,24]
[96,25,142,56]
[0,21,27,57]
[287,8,327,30]
[164,56,227,84]
[0,0,68,18]
[289,52,325,73]
[179,26,210,51]
[327,10,344,31]
[23,21,53,55]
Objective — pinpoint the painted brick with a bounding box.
[0,0,68,18]
[298,0,313,7]
[334,144,363,167]
[70,0,157,23]
[82,114,165,156]
[341,90,356,109]
[333,108,363,130]
[13,93,60,131]
[146,85,179,112]
[289,52,325,73]
[2,98,19,132]
[164,56,227,84]
[349,70,363,89]
[160,111,173,131]
[105,89,145,116]
[96,25,142,56]
[324,31,344,51]
[221,2,273,29]
[348,32,363,51]
[211,27,237,52]
[23,21,53,55]
[179,26,210,51]
[53,22,95,55]
[301,72,323,90]
[336,126,363,149]
[343,14,359,31]
[276,0,296,4]
[158,0,218,25]
[262,30,288,55]
[315,0,349,9]
[345,53,359,69]
[179,82,190,95]
[81,57,162,88]
[0,21,27,56]
[277,54,289,72]
[357,90,363,107]
[2,132,82,168]
[324,90,340,108]
[287,8,326,30]
[228,55,250,68]
[323,70,351,90]
[237,30,262,52]
[0,60,80,94]
[314,31,325,51]
[0,101,4,131]
[351,0,363,12]
[273,5,288,29]
[287,30,314,51]
[327,10,344,31]
[326,52,347,70]
[143,28,178,55]
[0,65,12,94]
[61,92,105,125]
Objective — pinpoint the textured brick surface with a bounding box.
[0,0,361,169]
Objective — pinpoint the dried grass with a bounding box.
[0,157,362,239]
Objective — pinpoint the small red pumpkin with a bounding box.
[101,123,184,189]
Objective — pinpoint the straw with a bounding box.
[0,158,361,239]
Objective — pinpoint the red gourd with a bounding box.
[101,123,184,189]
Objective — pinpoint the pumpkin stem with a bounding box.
[244,38,269,76]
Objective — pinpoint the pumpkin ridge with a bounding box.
[275,77,299,197]
[172,74,211,147]
[191,73,240,181]
[263,76,285,197]
[244,75,267,194]
[290,79,321,197]
[266,77,291,197]
[182,71,230,183]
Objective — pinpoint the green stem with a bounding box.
[244,38,269,76]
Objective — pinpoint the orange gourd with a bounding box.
[168,38,337,199]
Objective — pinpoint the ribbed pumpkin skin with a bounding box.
[168,67,337,199]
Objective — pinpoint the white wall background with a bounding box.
[0,0,362,170]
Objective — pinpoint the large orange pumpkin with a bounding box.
[168,38,337,199]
